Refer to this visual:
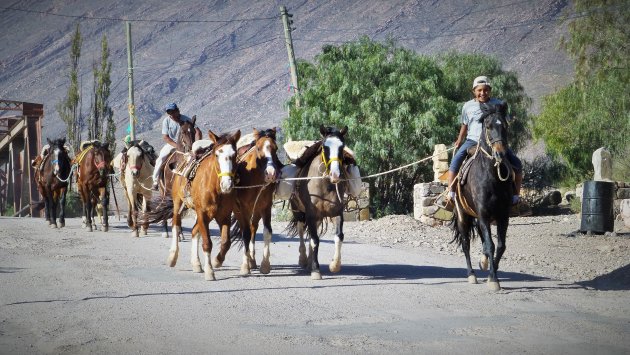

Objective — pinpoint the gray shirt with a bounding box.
[161,114,193,141]
[460,97,504,142]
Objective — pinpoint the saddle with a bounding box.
[172,140,215,181]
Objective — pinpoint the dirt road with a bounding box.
[1,215,629,354]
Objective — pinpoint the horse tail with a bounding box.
[138,195,174,225]
[284,213,301,238]
[448,209,478,247]
[229,214,244,249]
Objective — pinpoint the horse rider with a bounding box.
[447,76,523,206]
[151,103,202,190]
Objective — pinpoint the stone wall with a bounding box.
[344,182,370,222]
[413,181,453,227]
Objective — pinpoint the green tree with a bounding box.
[56,23,82,152]
[88,35,115,152]
[283,37,531,215]
[535,1,630,181]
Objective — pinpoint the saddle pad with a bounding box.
[283,140,316,161]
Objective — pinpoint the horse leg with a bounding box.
[479,218,500,291]
[167,199,183,267]
[126,189,138,237]
[47,191,57,228]
[260,212,273,275]
[85,189,93,232]
[58,187,67,228]
[161,218,170,238]
[212,216,232,270]
[238,215,253,275]
[140,194,149,236]
[295,212,308,269]
[329,215,344,273]
[459,216,477,284]
[494,216,509,274]
[197,212,215,281]
[306,219,322,280]
[248,220,258,270]
[100,187,109,232]
[43,189,51,224]
[190,222,202,273]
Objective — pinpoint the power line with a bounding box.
[0,6,279,23]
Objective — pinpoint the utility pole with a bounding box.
[280,6,299,108]
[125,21,136,141]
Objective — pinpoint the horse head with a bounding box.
[47,137,70,178]
[253,127,279,183]
[319,125,347,184]
[177,115,197,153]
[480,102,509,163]
[126,143,145,177]
[93,141,112,177]
[209,129,241,193]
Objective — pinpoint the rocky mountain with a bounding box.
[0,0,573,145]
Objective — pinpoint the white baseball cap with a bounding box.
[472,76,491,89]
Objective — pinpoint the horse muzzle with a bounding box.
[219,177,233,193]
[264,165,277,183]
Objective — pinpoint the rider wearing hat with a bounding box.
[151,103,201,190]
[447,76,523,205]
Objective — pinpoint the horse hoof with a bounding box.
[192,264,203,273]
[167,251,178,267]
[260,261,271,275]
[132,231,139,238]
[49,223,57,229]
[487,280,501,291]
[329,261,341,273]
[204,270,216,281]
[468,275,478,284]
[249,259,258,269]
[479,256,489,271]
[211,257,223,268]
[101,226,109,232]
[311,271,322,280]
[240,265,251,276]
[141,229,148,236]
[59,223,65,228]
[162,232,169,238]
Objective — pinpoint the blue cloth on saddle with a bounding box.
[449,139,522,173]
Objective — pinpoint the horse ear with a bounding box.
[191,115,197,125]
[233,130,241,144]
[252,128,260,139]
[208,130,218,144]
[319,124,326,137]
[47,138,52,145]
[60,138,66,145]
[340,126,348,136]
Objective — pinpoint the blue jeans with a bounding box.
[449,139,522,173]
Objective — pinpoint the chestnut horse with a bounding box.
[286,125,350,280]
[450,102,513,291]
[230,128,282,275]
[157,118,197,238]
[34,138,72,228]
[76,141,112,232]
[161,130,240,281]
[114,141,155,237]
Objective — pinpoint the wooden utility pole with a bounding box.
[280,6,299,107]
[125,21,136,140]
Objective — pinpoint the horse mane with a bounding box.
[294,141,323,168]
[478,101,507,122]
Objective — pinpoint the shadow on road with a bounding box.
[575,263,630,291]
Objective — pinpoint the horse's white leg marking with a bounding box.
[260,226,272,274]
[204,250,215,281]
[309,237,321,280]
[190,231,202,273]
[329,235,342,273]
[479,254,489,271]
[167,225,180,267]
[298,221,308,268]
[249,238,257,269]
[140,194,149,236]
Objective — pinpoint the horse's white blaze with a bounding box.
[324,136,343,182]
[216,145,235,193]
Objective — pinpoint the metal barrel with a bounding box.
[580,180,615,234]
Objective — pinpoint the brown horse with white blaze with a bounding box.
[231,128,282,275]
[166,129,240,281]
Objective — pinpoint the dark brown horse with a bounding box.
[76,141,112,232]
[451,102,513,291]
[230,128,282,275]
[156,117,197,239]
[147,130,241,281]
[286,125,350,280]
[34,138,72,228]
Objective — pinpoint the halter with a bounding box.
[321,149,343,175]
[482,116,511,182]
[95,160,107,170]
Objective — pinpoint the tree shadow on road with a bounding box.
[574,263,630,291]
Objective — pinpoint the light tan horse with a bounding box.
[114,141,155,237]
[158,130,241,281]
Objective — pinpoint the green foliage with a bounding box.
[57,23,83,152]
[535,2,630,182]
[88,34,115,153]
[283,37,531,215]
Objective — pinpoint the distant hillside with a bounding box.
[0,0,573,146]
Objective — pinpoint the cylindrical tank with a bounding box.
[580,180,615,234]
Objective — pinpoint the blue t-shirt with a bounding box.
[161,114,193,141]
[460,98,504,142]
